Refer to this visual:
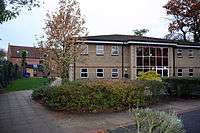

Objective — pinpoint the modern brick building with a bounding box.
[69,34,200,80]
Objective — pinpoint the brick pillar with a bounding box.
[168,47,174,77]
[130,45,137,80]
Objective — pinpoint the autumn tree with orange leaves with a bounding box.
[164,0,200,42]
[40,0,87,79]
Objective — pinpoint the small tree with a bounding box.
[133,29,149,36]
[20,50,27,75]
[40,0,87,79]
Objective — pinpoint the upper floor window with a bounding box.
[177,69,183,77]
[96,45,104,55]
[80,45,88,55]
[111,46,119,55]
[111,68,118,78]
[177,49,183,58]
[96,68,104,78]
[189,49,194,58]
[189,69,193,77]
[80,68,88,78]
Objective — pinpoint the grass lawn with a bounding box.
[6,78,49,92]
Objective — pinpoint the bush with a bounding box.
[163,77,200,97]
[0,60,22,89]
[32,80,164,112]
[133,108,185,133]
[138,71,161,81]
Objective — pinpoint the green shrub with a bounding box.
[133,108,185,133]
[32,80,164,112]
[138,71,161,81]
[163,77,200,97]
[0,60,22,89]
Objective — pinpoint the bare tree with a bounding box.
[40,0,87,79]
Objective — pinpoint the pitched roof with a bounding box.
[84,34,174,43]
[84,34,200,46]
[8,45,43,59]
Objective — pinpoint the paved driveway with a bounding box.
[0,91,133,133]
[0,91,66,133]
[181,109,200,133]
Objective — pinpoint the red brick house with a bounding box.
[7,45,45,77]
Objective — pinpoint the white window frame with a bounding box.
[96,68,104,78]
[189,68,193,77]
[80,45,88,55]
[111,68,119,78]
[177,69,183,77]
[177,49,183,58]
[80,68,88,78]
[96,45,104,55]
[188,49,194,58]
[111,46,119,55]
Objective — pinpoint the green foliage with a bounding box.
[0,60,22,89]
[6,77,49,92]
[133,108,185,133]
[0,0,40,24]
[32,80,164,112]
[163,77,200,97]
[133,29,149,36]
[138,71,161,81]
[0,49,6,59]
[20,50,27,69]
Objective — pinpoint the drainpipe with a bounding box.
[73,62,76,81]
[122,43,124,79]
[173,46,176,77]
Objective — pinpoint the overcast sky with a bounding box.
[0,0,169,50]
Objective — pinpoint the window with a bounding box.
[189,69,193,77]
[81,45,88,55]
[80,68,88,78]
[111,68,118,78]
[177,69,183,77]
[177,49,183,58]
[96,45,104,55]
[136,47,169,77]
[111,46,119,55]
[189,49,194,58]
[96,68,104,78]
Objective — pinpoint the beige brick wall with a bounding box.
[175,48,200,77]
[69,43,200,80]
[73,44,130,80]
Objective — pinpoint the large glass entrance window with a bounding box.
[136,47,169,77]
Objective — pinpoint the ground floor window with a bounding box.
[189,69,193,77]
[178,69,183,77]
[80,68,88,78]
[111,68,118,78]
[96,68,104,78]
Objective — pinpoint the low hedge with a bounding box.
[163,77,200,97]
[32,80,164,112]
